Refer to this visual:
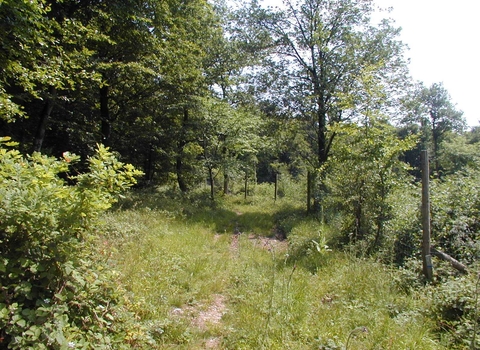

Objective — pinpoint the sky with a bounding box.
[373,0,479,127]
[260,0,480,127]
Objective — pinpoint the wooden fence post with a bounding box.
[421,150,433,281]
[274,173,278,202]
[244,169,248,200]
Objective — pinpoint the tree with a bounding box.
[438,133,480,175]
[326,116,416,253]
[0,0,51,122]
[147,0,230,192]
[0,0,102,153]
[236,0,408,212]
[86,0,162,147]
[198,97,264,200]
[0,0,231,190]
[401,82,465,174]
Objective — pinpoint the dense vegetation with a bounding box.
[1,0,479,348]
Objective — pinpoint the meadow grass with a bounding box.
[102,185,443,349]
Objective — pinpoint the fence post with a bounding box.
[421,150,433,281]
[274,173,278,202]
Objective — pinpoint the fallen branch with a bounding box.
[430,247,468,274]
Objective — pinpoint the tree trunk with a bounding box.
[307,170,312,213]
[274,172,278,202]
[421,150,433,281]
[311,67,329,214]
[176,156,188,192]
[33,86,56,153]
[354,198,363,242]
[312,63,328,166]
[209,167,215,201]
[432,130,440,175]
[176,108,189,193]
[430,247,468,274]
[353,180,365,242]
[100,85,111,146]
[223,171,229,195]
[371,174,387,252]
[244,169,248,199]
[144,144,154,183]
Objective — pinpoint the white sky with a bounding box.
[260,0,480,127]
[374,0,480,127]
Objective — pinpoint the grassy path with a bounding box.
[104,192,443,349]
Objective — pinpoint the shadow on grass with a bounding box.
[113,186,306,237]
[113,186,336,275]
[188,208,276,236]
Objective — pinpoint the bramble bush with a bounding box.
[425,167,480,348]
[428,271,480,349]
[0,138,143,349]
[430,167,480,264]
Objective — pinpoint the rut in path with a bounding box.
[171,212,287,349]
[191,294,227,330]
[170,293,227,349]
[229,212,288,257]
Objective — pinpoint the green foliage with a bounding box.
[326,118,417,255]
[0,0,50,120]
[400,82,466,175]
[430,167,480,264]
[0,138,142,348]
[198,96,266,198]
[437,132,480,175]
[428,272,480,349]
[286,221,333,273]
[0,0,100,123]
[236,0,409,168]
[1,0,478,347]
[390,183,422,266]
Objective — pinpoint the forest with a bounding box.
[1,0,480,348]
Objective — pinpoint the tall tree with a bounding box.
[0,0,50,122]
[236,0,408,212]
[152,0,229,191]
[401,82,465,174]
[31,0,103,152]
[1,0,102,152]
[88,0,161,146]
[199,97,264,199]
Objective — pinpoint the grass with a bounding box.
[101,184,444,349]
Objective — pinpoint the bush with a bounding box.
[430,168,480,264]
[0,138,143,349]
[286,220,333,273]
[325,120,416,256]
[428,272,480,349]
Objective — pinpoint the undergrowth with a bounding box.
[0,140,143,349]
[3,142,477,349]
[102,185,448,349]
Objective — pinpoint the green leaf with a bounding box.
[0,258,7,273]
[0,303,8,319]
[16,318,27,328]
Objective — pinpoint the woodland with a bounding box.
[1,0,480,349]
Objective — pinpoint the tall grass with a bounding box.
[102,184,443,349]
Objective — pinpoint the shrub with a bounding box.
[430,168,480,264]
[0,138,143,349]
[325,120,416,255]
[286,223,333,273]
[428,272,480,349]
